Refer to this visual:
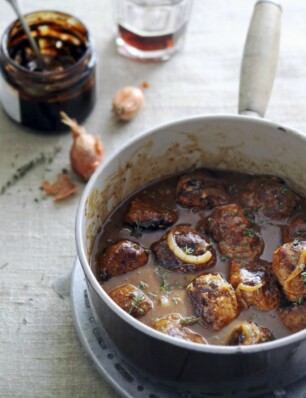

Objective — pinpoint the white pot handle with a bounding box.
[238,0,282,117]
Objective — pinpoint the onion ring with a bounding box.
[284,249,306,293]
[167,228,212,264]
[237,282,264,292]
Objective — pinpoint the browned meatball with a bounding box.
[109,283,152,318]
[206,203,249,241]
[241,176,299,221]
[124,197,178,233]
[176,171,229,209]
[227,321,274,345]
[187,273,240,331]
[99,240,149,281]
[151,225,216,273]
[282,218,306,243]
[151,313,207,344]
[206,204,264,260]
[272,241,306,302]
[278,301,306,332]
[230,259,282,311]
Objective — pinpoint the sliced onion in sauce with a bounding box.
[167,228,212,264]
[237,282,264,292]
[283,248,306,291]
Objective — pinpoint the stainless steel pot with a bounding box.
[76,2,306,396]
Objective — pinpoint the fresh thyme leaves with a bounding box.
[0,146,61,195]
[130,220,156,238]
[248,314,256,322]
[301,272,306,289]
[295,296,304,306]
[128,291,146,315]
[243,208,256,219]
[229,184,238,194]
[183,246,194,255]
[180,316,201,326]
[160,278,171,293]
[293,238,300,247]
[138,280,148,289]
[243,228,255,237]
[156,266,171,294]
[130,221,143,238]
[280,186,288,195]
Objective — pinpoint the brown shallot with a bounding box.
[61,112,104,181]
[112,86,145,121]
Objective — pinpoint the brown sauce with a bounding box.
[91,169,306,345]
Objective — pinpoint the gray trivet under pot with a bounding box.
[70,258,306,398]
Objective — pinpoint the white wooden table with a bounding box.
[1,1,306,397]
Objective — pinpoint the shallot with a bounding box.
[60,112,104,181]
[112,86,145,121]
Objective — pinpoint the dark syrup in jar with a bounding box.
[118,23,186,52]
[0,12,96,132]
[10,34,86,72]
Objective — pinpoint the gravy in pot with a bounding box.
[91,169,306,345]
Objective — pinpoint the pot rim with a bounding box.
[76,113,306,354]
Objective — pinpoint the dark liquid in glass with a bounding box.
[118,23,186,52]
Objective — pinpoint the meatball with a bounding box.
[241,176,299,221]
[206,204,264,260]
[109,283,152,318]
[187,273,240,331]
[98,239,149,281]
[151,225,216,273]
[230,259,282,311]
[176,171,229,209]
[282,218,306,243]
[124,197,178,233]
[227,321,274,345]
[272,241,306,302]
[278,301,306,332]
[151,313,207,344]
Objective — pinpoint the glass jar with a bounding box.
[0,11,96,132]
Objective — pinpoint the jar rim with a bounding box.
[0,10,94,78]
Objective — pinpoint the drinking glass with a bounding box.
[113,0,193,62]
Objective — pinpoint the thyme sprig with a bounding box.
[180,316,201,326]
[128,291,146,315]
[1,146,61,195]
[301,271,306,289]
[156,266,172,295]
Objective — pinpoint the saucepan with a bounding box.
[75,1,306,396]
